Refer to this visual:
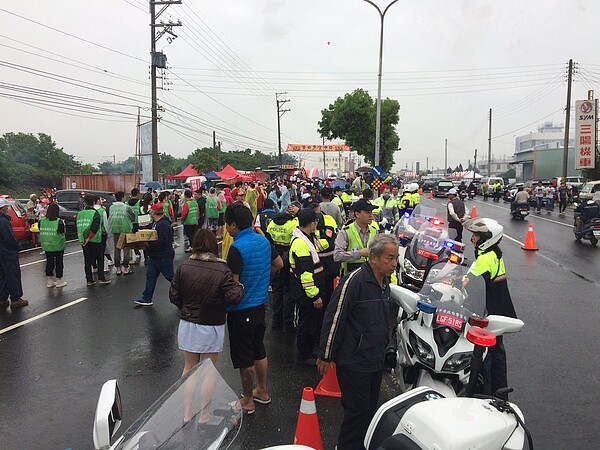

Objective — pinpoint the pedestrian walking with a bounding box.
[109,191,135,275]
[558,182,568,216]
[93,195,113,273]
[446,188,468,242]
[205,188,221,235]
[317,234,399,450]
[133,202,175,306]
[39,203,67,288]
[77,195,110,286]
[180,190,199,253]
[533,181,546,213]
[0,198,28,308]
[224,203,284,414]
[464,218,517,400]
[170,229,244,374]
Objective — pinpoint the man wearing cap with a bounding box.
[334,199,379,275]
[133,202,174,306]
[0,198,28,308]
[289,208,328,365]
[447,188,468,242]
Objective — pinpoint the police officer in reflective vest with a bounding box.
[180,189,199,252]
[266,201,300,331]
[308,203,339,306]
[334,199,378,276]
[289,208,329,366]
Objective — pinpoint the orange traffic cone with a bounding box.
[470,204,477,218]
[419,188,423,195]
[294,387,323,450]
[429,190,433,199]
[315,362,341,398]
[521,224,539,251]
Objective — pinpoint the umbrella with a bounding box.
[144,181,162,190]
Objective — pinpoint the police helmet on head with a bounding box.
[464,217,503,252]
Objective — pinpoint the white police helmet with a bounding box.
[464,217,504,251]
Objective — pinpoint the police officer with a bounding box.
[180,189,199,252]
[373,186,399,231]
[399,187,414,216]
[410,182,421,208]
[331,186,347,224]
[334,199,378,276]
[289,208,329,365]
[266,201,300,331]
[309,203,339,307]
[341,184,355,217]
[0,198,28,308]
[464,218,517,400]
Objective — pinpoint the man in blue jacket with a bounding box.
[317,233,399,450]
[133,202,174,306]
[224,203,283,414]
[0,198,28,308]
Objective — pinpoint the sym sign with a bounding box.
[575,100,596,169]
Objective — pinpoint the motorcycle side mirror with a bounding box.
[93,379,123,450]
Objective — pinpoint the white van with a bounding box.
[478,177,504,194]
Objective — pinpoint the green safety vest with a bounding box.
[341,192,354,204]
[183,200,199,225]
[205,196,220,219]
[411,192,421,206]
[162,201,173,221]
[289,233,326,300]
[130,199,141,224]
[470,250,506,280]
[400,193,413,208]
[39,218,66,252]
[342,222,378,272]
[77,209,101,244]
[109,203,133,234]
[267,217,298,246]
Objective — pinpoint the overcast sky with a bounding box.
[1,0,599,173]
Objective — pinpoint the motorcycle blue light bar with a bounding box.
[417,300,436,314]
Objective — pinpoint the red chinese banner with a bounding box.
[575,100,596,169]
[286,144,350,152]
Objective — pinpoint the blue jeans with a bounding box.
[142,256,174,301]
[547,197,554,211]
[536,196,544,212]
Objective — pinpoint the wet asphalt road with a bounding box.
[1,200,599,450]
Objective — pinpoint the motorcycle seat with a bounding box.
[378,434,422,450]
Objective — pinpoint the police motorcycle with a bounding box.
[573,202,600,246]
[389,260,524,399]
[397,208,464,291]
[364,298,532,450]
[393,205,439,275]
[93,359,242,450]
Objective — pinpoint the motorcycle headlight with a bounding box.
[442,351,472,373]
[404,258,425,281]
[409,330,435,369]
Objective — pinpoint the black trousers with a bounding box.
[448,221,464,242]
[83,242,103,282]
[336,366,383,450]
[296,303,321,361]
[482,335,509,399]
[0,254,23,301]
[271,247,293,327]
[45,250,64,278]
[183,224,197,246]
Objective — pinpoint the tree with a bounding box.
[318,88,400,171]
[188,147,218,174]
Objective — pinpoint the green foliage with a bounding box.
[0,132,84,189]
[318,88,400,171]
[187,147,295,173]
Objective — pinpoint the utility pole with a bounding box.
[473,148,478,182]
[218,141,222,171]
[444,138,448,176]
[322,136,327,178]
[150,0,182,181]
[487,108,492,177]
[276,92,290,177]
[562,59,573,182]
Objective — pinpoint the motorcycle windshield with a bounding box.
[394,204,440,242]
[115,359,241,450]
[419,261,487,319]
[405,214,450,268]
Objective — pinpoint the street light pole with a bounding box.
[363,0,399,168]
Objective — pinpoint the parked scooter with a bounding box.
[573,204,600,245]
[364,322,532,450]
[511,204,530,220]
[390,261,524,397]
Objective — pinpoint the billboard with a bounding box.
[286,144,350,152]
[139,122,153,183]
[575,100,596,170]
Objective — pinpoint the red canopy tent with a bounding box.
[165,164,200,180]
[214,164,239,180]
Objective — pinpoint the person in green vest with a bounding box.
[93,195,114,273]
[410,183,421,208]
[373,186,399,231]
[331,186,347,224]
[399,188,413,216]
[77,194,111,286]
[109,191,135,275]
[39,202,67,288]
[340,183,355,218]
[333,199,379,275]
[181,189,199,253]
[205,187,221,235]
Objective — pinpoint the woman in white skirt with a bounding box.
[170,228,244,374]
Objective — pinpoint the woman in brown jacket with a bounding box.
[170,229,243,375]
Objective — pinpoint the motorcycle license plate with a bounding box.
[593,230,600,236]
[435,313,463,331]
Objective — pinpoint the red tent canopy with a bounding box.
[215,164,239,180]
[165,164,200,180]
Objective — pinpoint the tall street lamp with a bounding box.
[363,0,398,168]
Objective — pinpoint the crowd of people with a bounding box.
[0,174,523,450]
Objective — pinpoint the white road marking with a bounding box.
[0,297,88,335]
[501,233,524,247]
[470,199,572,228]
[20,249,83,268]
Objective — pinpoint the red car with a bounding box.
[0,195,30,241]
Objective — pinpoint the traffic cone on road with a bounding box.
[470,204,477,218]
[429,190,433,199]
[315,362,341,398]
[419,187,423,195]
[294,387,323,450]
[521,224,539,251]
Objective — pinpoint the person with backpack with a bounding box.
[254,198,278,236]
